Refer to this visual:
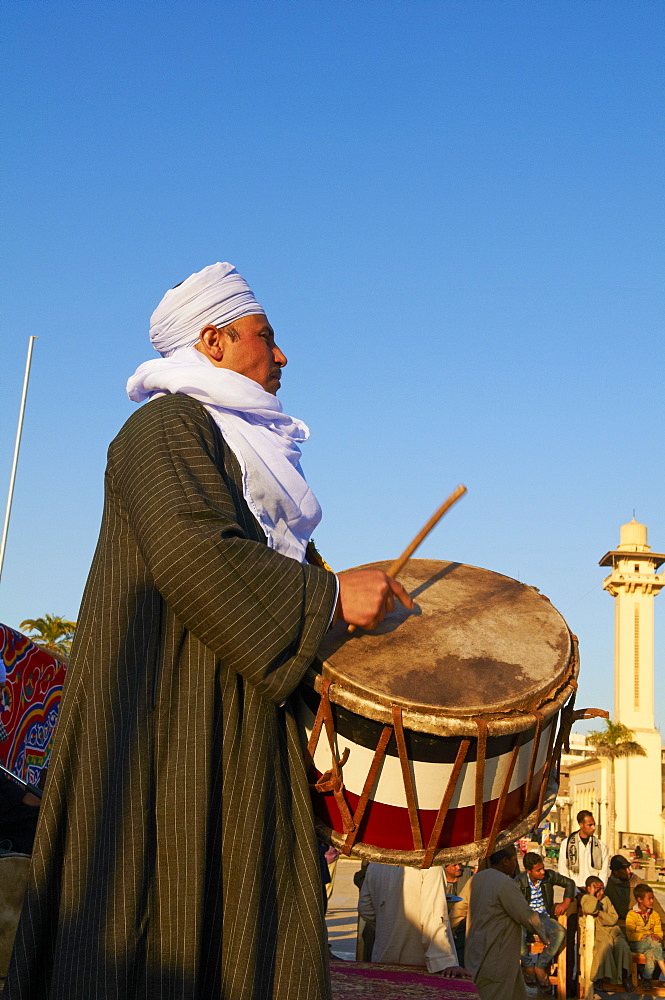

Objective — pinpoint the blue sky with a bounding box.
[1,1,663,730]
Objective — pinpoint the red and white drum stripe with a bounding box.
[298,688,554,852]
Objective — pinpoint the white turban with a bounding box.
[149,262,266,357]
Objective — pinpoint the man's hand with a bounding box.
[554,899,571,916]
[439,966,472,980]
[334,570,414,629]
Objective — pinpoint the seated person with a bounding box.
[516,851,574,989]
[625,883,665,990]
[605,855,665,927]
[444,860,474,894]
[443,860,474,967]
[580,876,632,992]
[358,863,471,979]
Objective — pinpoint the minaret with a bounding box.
[599,520,664,849]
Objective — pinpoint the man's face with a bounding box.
[199,314,287,395]
[579,815,596,837]
[615,865,631,881]
[445,863,462,881]
[499,853,518,878]
[529,862,546,882]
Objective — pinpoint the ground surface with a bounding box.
[326,857,362,961]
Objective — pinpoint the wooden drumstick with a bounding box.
[385,484,467,580]
[347,484,467,632]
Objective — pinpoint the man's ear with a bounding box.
[198,325,224,362]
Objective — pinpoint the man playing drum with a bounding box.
[5,262,412,1000]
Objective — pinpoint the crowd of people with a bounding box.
[352,810,665,999]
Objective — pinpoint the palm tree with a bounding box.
[586,719,646,854]
[19,615,77,659]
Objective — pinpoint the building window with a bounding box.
[634,564,640,573]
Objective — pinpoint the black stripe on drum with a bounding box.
[299,683,537,764]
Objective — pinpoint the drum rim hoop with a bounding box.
[303,639,579,738]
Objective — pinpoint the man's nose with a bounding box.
[274,345,287,367]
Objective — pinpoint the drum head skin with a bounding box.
[316,559,572,719]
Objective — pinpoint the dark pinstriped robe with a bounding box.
[6,393,338,1000]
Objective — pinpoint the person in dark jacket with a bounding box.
[517,852,575,988]
[605,854,665,926]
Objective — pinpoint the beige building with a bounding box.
[565,520,664,854]
[551,734,605,836]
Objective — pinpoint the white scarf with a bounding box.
[126,346,321,562]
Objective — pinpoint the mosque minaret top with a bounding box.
[617,518,649,552]
[599,518,665,572]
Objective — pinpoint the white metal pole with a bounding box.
[0,336,37,583]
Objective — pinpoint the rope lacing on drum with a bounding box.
[341,723,393,855]
[392,705,424,852]
[483,731,526,859]
[305,678,355,834]
[418,716,487,869]
[420,736,470,869]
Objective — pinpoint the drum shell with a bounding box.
[300,558,578,865]
[298,687,563,865]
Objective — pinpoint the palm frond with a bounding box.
[612,741,647,758]
[587,719,646,760]
[19,614,77,653]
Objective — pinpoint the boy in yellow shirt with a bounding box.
[625,883,665,990]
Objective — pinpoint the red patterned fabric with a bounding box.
[0,624,66,785]
[330,961,479,999]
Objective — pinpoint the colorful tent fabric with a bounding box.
[330,961,480,999]
[0,624,66,786]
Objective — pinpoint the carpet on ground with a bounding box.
[330,960,479,998]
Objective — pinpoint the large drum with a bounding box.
[298,559,579,867]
